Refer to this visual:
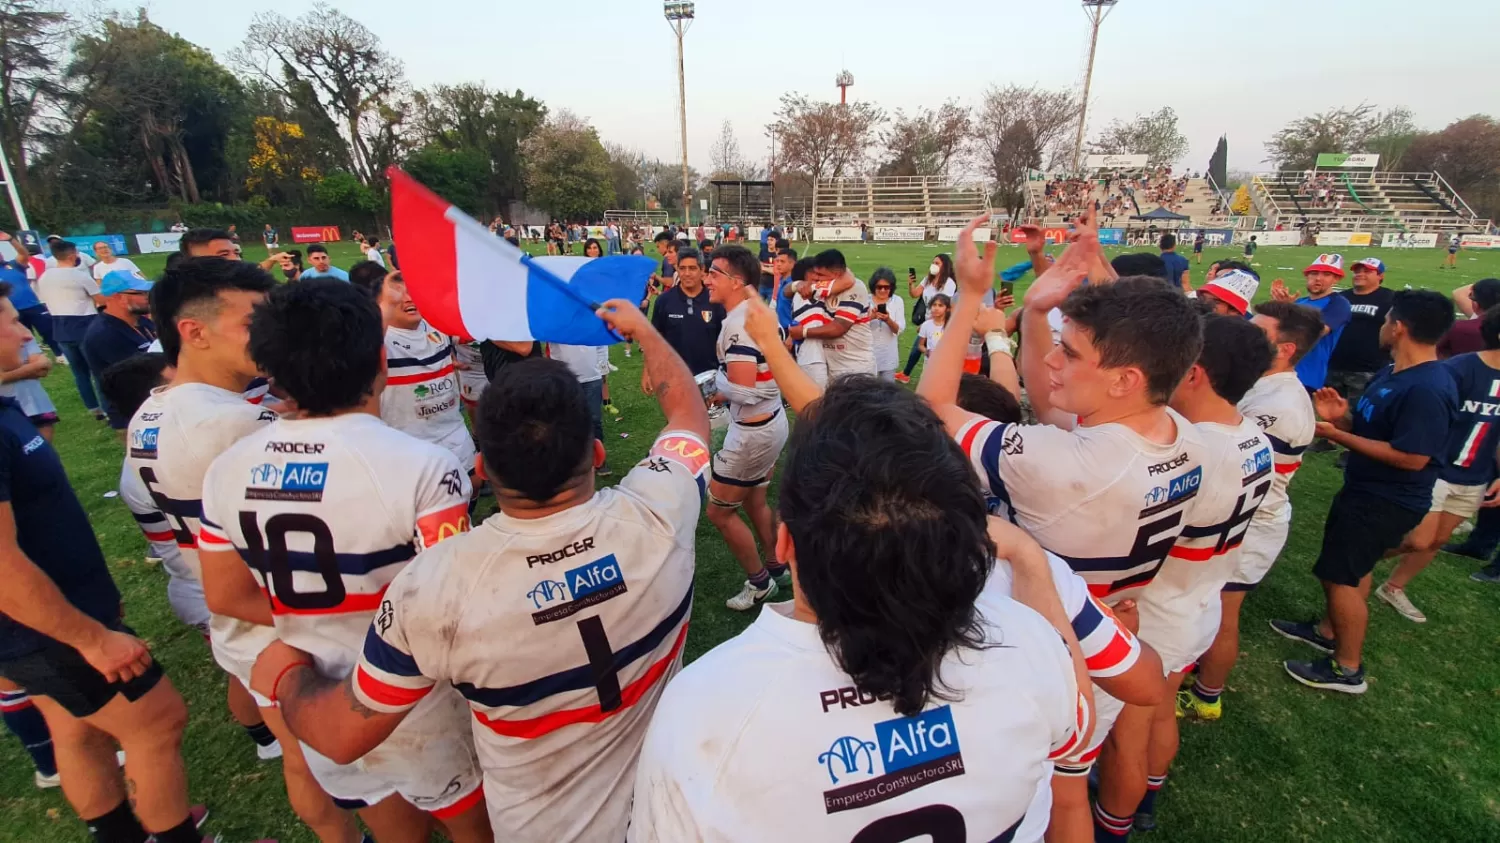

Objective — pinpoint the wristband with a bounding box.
[985,331,1013,357]
[270,660,313,703]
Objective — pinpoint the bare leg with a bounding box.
[1388,513,1465,590]
[433,797,494,843]
[1324,576,1372,671]
[226,674,262,728]
[1196,590,1248,691]
[259,705,361,843]
[1095,702,1153,821]
[707,482,765,578]
[1045,772,1092,843]
[30,695,124,821]
[1146,671,1185,778]
[742,485,777,566]
[66,677,191,834]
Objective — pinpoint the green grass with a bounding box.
[4,240,1500,841]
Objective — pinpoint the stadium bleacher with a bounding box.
[1249,171,1491,234]
[1023,169,1237,229]
[811,176,990,230]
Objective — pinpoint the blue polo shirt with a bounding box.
[1439,353,1500,486]
[80,314,157,428]
[1344,361,1457,511]
[300,266,349,282]
[0,399,121,659]
[1294,293,1352,390]
[0,263,38,310]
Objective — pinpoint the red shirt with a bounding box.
[1439,317,1486,359]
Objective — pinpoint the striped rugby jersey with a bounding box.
[1238,371,1315,525]
[350,429,707,841]
[125,383,279,679]
[791,293,829,368]
[1440,353,1500,487]
[717,300,781,422]
[380,322,476,472]
[821,276,877,378]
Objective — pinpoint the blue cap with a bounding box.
[100,269,152,296]
[1351,257,1386,275]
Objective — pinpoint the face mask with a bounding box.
[929,262,942,277]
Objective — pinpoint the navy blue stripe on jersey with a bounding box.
[978,424,1013,511]
[361,626,422,678]
[256,543,416,577]
[131,511,158,526]
[1069,596,1106,641]
[989,812,1025,843]
[454,583,693,709]
[1054,550,1138,573]
[1266,433,1305,455]
[156,495,203,520]
[201,516,221,531]
[724,344,766,362]
[387,345,454,369]
[1179,522,1232,539]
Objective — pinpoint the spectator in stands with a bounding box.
[1272,254,1352,392]
[1159,234,1190,291]
[1441,278,1500,358]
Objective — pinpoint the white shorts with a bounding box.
[1226,513,1292,590]
[1431,478,1486,519]
[303,686,482,816]
[166,576,210,634]
[209,617,280,708]
[711,411,788,488]
[1054,687,1125,776]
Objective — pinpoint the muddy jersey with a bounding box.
[1237,371,1315,525]
[822,277,877,378]
[118,460,207,631]
[124,383,278,680]
[349,430,707,841]
[454,341,488,404]
[716,300,781,422]
[791,293,829,368]
[381,322,476,472]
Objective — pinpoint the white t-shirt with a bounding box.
[716,300,781,421]
[870,294,906,373]
[1238,371,1315,525]
[35,266,98,317]
[822,276,878,379]
[548,343,605,385]
[364,247,386,268]
[349,430,707,841]
[91,257,142,282]
[125,382,280,682]
[628,592,1081,842]
[380,322,476,472]
[918,318,947,355]
[0,339,54,417]
[922,278,957,303]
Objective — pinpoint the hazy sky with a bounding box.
[132,0,1493,177]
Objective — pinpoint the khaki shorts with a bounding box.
[711,411,788,488]
[1431,478,1487,519]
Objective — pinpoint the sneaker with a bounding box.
[893,373,911,384]
[1284,656,1367,694]
[145,555,163,566]
[34,769,60,789]
[1133,811,1157,832]
[1306,439,1337,453]
[596,466,614,478]
[726,578,778,611]
[57,355,69,366]
[1376,583,1426,623]
[1470,566,1500,583]
[772,570,793,594]
[191,805,210,829]
[1177,688,1221,721]
[1268,619,1335,654]
[256,739,283,761]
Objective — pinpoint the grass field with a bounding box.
[4,239,1500,842]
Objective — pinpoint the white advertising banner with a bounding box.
[1315,231,1373,247]
[1085,154,1148,169]
[1381,232,1439,248]
[814,226,864,242]
[1461,234,1500,249]
[874,226,925,242]
[937,227,992,242]
[1238,231,1302,246]
[134,231,183,254]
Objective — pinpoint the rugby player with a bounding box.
[786,249,877,379]
[250,300,709,842]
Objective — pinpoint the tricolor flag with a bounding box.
[388,167,653,345]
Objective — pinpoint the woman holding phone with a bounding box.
[868,268,907,381]
[895,254,957,383]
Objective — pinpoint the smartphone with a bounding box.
[907,267,916,278]
[876,303,888,314]
[1000,280,1015,298]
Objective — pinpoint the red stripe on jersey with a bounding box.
[354,664,432,709]
[143,528,175,543]
[958,419,991,457]
[1274,460,1301,475]
[387,363,456,386]
[755,370,775,382]
[266,585,388,616]
[799,314,831,327]
[1168,543,1217,562]
[429,783,484,820]
[1049,728,1081,761]
[197,532,231,549]
[473,622,689,739]
[1084,631,1135,672]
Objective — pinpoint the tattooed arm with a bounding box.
[596,298,711,443]
[250,641,409,764]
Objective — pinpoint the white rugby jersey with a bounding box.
[119,461,208,631]
[717,300,781,422]
[822,277,877,378]
[199,413,478,780]
[955,409,1216,605]
[628,596,1082,843]
[454,341,488,403]
[1138,417,1271,672]
[349,430,707,841]
[1237,371,1315,525]
[791,293,829,368]
[988,551,1143,681]
[380,322,476,472]
[125,383,279,676]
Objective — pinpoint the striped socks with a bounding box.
[1093,803,1133,841]
[1192,679,1223,704]
[243,721,277,748]
[1,689,56,778]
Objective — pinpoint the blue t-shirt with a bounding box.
[1344,361,1457,511]
[1439,353,1500,486]
[0,263,38,310]
[0,399,121,658]
[1160,252,1190,285]
[775,281,796,330]
[1294,294,1353,390]
[300,266,349,282]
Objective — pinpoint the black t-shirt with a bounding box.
[650,284,725,375]
[0,400,121,659]
[1329,287,1397,373]
[480,340,542,382]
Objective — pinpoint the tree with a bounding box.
[604,142,646,211]
[1230,184,1252,215]
[313,169,376,213]
[974,84,1078,215]
[0,1,71,191]
[1207,135,1228,187]
[708,120,761,181]
[640,157,701,213]
[522,110,613,219]
[1087,107,1188,167]
[234,4,406,185]
[410,83,545,206]
[403,145,489,215]
[1264,104,1413,171]
[1405,115,1500,220]
[768,94,883,187]
[877,102,971,178]
[245,116,320,204]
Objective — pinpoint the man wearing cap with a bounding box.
[1326,257,1397,407]
[1271,253,1352,392]
[1197,266,1261,317]
[80,270,157,430]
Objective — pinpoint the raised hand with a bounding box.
[742,294,783,350]
[954,214,998,299]
[973,306,1009,336]
[1270,278,1294,302]
[1312,386,1348,423]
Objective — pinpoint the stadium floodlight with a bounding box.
[1071,0,1118,173]
[664,2,696,224]
[835,70,854,105]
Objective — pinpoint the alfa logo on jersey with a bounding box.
[246,462,328,501]
[818,705,965,814]
[526,554,627,625]
[129,426,159,460]
[1242,448,1273,484]
[1142,466,1202,515]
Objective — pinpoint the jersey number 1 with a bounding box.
[238,512,346,611]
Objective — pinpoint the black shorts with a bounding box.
[0,623,164,718]
[1312,488,1425,587]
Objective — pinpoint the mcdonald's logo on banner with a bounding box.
[291,225,343,244]
[651,433,710,475]
[417,503,471,549]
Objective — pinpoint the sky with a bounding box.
[130,0,1494,178]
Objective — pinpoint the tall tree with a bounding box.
[1405,115,1500,219]
[603,142,646,211]
[235,4,405,185]
[0,1,70,192]
[768,94,883,187]
[1207,135,1228,187]
[974,84,1078,215]
[877,102,971,178]
[708,120,761,181]
[1086,106,1189,167]
[410,83,545,206]
[1264,104,1413,171]
[522,110,613,219]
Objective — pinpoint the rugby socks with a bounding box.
[1191,680,1223,704]
[243,721,276,748]
[84,801,148,843]
[748,569,772,590]
[149,816,202,843]
[766,561,789,578]
[0,690,56,777]
[1136,774,1167,815]
[1093,803,1133,841]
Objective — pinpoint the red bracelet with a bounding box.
[269,660,313,703]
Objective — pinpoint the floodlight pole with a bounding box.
[665,2,695,226]
[1071,0,1117,173]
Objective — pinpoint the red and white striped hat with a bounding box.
[1199,269,1260,315]
[1303,253,1345,278]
